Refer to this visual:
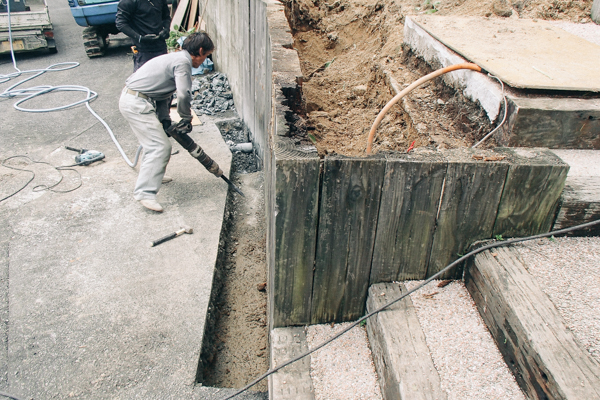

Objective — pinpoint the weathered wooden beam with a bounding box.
[269,327,315,400]
[371,152,447,283]
[465,247,600,400]
[428,149,509,279]
[272,137,320,327]
[503,96,600,149]
[554,176,600,236]
[551,150,600,236]
[366,283,446,400]
[493,148,569,238]
[311,156,386,323]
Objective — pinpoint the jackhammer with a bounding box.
[166,120,245,197]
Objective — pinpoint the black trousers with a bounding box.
[133,49,168,72]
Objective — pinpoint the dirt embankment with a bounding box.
[282,0,593,156]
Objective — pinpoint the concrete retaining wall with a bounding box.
[201,0,274,168]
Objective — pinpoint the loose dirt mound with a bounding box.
[283,0,593,156]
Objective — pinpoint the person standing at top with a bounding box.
[116,0,171,71]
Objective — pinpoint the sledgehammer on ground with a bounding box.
[150,227,193,247]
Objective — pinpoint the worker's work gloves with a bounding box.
[166,120,192,136]
[159,28,170,40]
[139,34,160,43]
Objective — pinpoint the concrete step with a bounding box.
[465,247,600,400]
[403,16,600,150]
[551,150,600,235]
[269,327,314,399]
[366,283,446,400]
[194,387,268,399]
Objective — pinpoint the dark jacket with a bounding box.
[116,0,170,52]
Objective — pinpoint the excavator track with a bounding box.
[82,26,106,58]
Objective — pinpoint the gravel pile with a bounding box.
[515,237,600,363]
[191,72,236,115]
[306,323,382,400]
[404,280,525,400]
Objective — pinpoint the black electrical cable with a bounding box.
[221,217,600,400]
[0,390,23,400]
[0,156,84,202]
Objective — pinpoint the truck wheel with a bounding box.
[83,27,105,58]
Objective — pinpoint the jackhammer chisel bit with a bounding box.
[220,175,245,197]
[166,121,245,197]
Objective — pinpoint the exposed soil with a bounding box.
[200,121,268,391]
[282,0,593,156]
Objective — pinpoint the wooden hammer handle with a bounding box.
[150,228,187,247]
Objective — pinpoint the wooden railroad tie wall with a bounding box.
[271,137,320,327]
[271,147,569,326]
[271,147,569,327]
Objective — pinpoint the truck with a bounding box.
[67,0,120,57]
[0,0,56,54]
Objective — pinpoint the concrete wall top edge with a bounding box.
[404,16,503,122]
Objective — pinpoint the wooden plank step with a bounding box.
[269,327,314,400]
[465,246,600,400]
[551,150,600,236]
[366,283,446,400]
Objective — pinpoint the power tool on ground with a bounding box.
[65,146,105,165]
[165,120,245,197]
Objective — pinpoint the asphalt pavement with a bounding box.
[0,1,262,398]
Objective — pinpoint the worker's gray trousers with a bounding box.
[119,89,172,201]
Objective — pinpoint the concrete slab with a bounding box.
[0,0,260,398]
[410,16,600,92]
[269,327,314,400]
[404,17,600,149]
[404,16,502,122]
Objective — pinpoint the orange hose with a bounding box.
[366,63,482,155]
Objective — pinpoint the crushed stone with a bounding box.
[191,72,236,115]
[306,323,383,400]
[515,236,600,363]
[404,280,526,400]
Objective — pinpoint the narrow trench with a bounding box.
[199,121,269,393]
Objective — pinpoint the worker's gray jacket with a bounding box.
[125,50,193,123]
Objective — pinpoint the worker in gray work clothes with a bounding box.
[115,0,171,71]
[119,32,222,213]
